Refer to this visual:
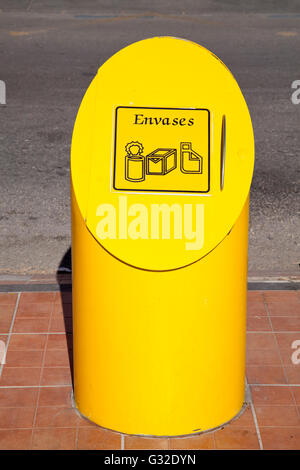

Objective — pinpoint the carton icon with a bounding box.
[146,148,177,176]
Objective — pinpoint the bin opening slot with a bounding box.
[220,115,226,191]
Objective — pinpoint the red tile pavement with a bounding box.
[250,385,295,405]
[246,365,287,385]
[38,386,73,407]
[0,430,32,450]
[270,316,300,332]
[246,347,282,365]
[254,405,300,427]
[169,434,214,450]
[35,406,79,428]
[8,333,47,350]
[292,386,300,404]
[77,427,122,450]
[214,426,260,450]
[259,427,300,450]
[40,367,72,386]
[0,289,299,449]
[0,305,16,334]
[0,367,41,386]
[247,300,268,316]
[32,428,77,450]
[247,315,272,331]
[124,436,169,450]
[0,294,18,305]
[266,301,300,317]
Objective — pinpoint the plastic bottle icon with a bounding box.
[125,141,145,182]
[180,142,203,174]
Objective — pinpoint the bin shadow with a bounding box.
[56,246,74,386]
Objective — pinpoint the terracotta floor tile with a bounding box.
[284,366,300,385]
[247,301,267,316]
[13,317,50,333]
[246,348,282,365]
[0,307,15,333]
[47,333,71,350]
[214,426,259,449]
[246,332,277,350]
[0,318,12,334]
[38,386,72,407]
[2,288,300,450]
[78,415,99,427]
[246,365,287,384]
[266,301,300,317]
[0,304,15,316]
[0,387,38,407]
[16,302,53,318]
[35,406,79,427]
[49,316,72,333]
[279,348,299,366]
[247,316,272,332]
[44,349,71,367]
[32,428,76,450]
[0,367,41,386]
[170,434,213,449]
[276,332,300,349]
[41,367,72,386]
[0,293,17,305]
[254,405,300,427]
[291,387,300,405]
[248,292,264,302]
[270,317,300,332]
[5,350,44,367]
[8,333,47,350]
[264,291,300,302]
[53,303,73,317]
[251,385,295,405]
[229,406,256,428]
[19,292,55,305]
[260,427,300,450]
[0,318,11,334]
[0,429,32,450]
[78,427,121,450]
[0,406,35,429]
[124,436,169,450]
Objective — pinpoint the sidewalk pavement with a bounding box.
[0,289,300,449]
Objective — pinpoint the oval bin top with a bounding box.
[71,37,254,271]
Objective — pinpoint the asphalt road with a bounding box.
[0,0,299,277]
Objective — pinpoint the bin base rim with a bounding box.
[71,390,249,438]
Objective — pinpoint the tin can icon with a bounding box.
[125,141,145,182]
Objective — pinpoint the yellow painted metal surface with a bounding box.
[72,189,249,435]
[71,37,254,435]
[71,37,254,271]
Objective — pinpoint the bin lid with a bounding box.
[71,37,254,271]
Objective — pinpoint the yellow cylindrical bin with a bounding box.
[71,37,255,436]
